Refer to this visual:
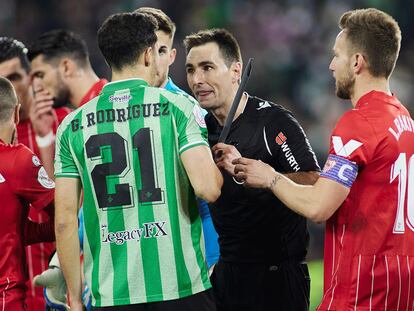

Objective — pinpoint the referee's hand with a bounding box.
[212,143,241,176]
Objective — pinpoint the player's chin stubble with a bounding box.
[335,75,355,100]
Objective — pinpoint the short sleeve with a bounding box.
[320,111,376,187]
[327,111,376,165]
[174,95,209,154]
[13,146,54,210]
[265,109,320,173]
[54,120,80,178]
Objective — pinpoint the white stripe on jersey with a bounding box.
[263,127,273,156]
[2,277,10,311]
[406,256,411,311]
[327,224,346,310]
[369,255,376,310]
[385,256,389,311]
[398,255,402,310]
[354,254,362,310]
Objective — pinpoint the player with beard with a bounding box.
[135,6,219,270]
[54,12,222,311]
[231,8,414,310]
[26,29,107,310]
[26,29,107,175]
[0,37,70,311]
[185,29,320,311]
[0,76,55,311]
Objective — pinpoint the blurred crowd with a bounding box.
[2,0,413,259]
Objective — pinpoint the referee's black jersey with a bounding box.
[206,95,320,264]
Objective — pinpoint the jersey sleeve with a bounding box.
[54,119,80,178]
[174,95,209,154]
[265,109,320,173]
[320,110,376,187]
[13,145,54,210]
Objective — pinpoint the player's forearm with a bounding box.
[56,211,82,304]
[268,172,334,222]
[284,171,320,185]
[38,145,55,179]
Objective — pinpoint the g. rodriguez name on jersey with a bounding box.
[71,102,170,132]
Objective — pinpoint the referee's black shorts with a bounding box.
[210,259,310,311]
[91,289,216,311]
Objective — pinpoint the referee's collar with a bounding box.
[101,78,149,93]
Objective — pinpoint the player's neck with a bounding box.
[111,65,152,86]
[0,125,14,144]
[70,70,100,108]
[351,76,391,107]
[212,92,248,126]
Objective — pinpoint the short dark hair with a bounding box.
[0,37,30,73]
[184,28,242,67]
[339,8,401,78]
[97,12,158,71]
[27,29,89,67]
[134,7,176,38]
[0,77,18,122]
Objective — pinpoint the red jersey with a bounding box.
[17,106,71,311]
[318,91,414,310]
[0,141,54,309]
[78,79,107,107]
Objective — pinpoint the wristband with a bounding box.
[35,130,56,148]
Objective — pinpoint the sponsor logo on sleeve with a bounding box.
[32,155,41,167]
[275,132,300,172]
[275,132,287,145]
[256,101,272,110]
[193,105,206,128]
[37,167,55,189]
[332,136,363,158]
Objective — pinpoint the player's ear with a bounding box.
[169,48,177,66]
[60,58,75,78]
[353,53,365,75]
[231,61,242,84]
[143,46,153,67]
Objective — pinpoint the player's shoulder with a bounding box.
[0,143,39,171]
[1,142,32,156]
[334,108,367,132]
[157,86,198,106]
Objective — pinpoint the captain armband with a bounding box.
[320,154,358,188]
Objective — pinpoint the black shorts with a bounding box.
[91,289,216,311]
[210,260,310,311]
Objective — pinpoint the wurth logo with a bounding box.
[275,132,287,145]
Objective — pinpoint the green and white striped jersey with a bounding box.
[54,79,211,307]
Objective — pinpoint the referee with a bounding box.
[184,28,320,311]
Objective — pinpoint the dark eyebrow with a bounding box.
[185,61,215,69]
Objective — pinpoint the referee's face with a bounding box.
[186,42,235,110]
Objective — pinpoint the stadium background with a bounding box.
[2,0,413,309]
